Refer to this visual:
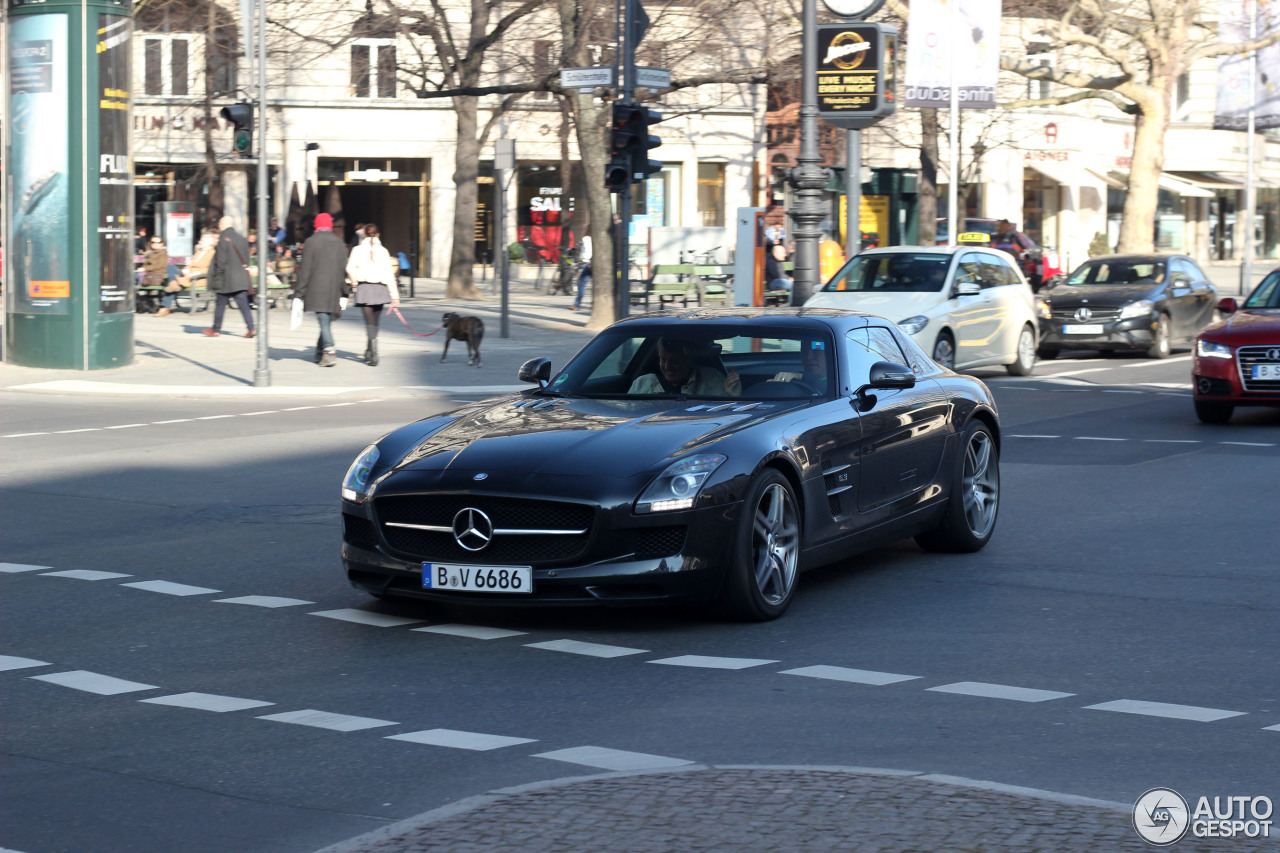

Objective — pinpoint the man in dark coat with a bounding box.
[202,216,256,338]
[292,212,350,366]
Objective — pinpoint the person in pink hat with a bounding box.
[292,212,350,366]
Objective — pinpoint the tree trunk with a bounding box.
[574,91,615,328]
[1116,98,1169,254]
[917,108,939,245]
[447,95,484,299]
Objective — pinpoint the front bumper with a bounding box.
[1037,316,1157,351]
[1193,353,1280,407]
[342,499,742,607]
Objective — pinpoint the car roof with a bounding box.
[1080,254,1181,263]
[613,307,876,333]
[852,245,1005,259]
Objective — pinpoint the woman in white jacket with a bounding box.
[345,223,400,366]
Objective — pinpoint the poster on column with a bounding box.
[1214,0,1280,130]
[97,14,134,313]
[7,14,71,314]
[902,0,1000,109]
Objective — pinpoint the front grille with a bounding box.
[1050,307,1122,322]
[374,494,593,566]
[343,514,379,549]
[1237,345,1280,393]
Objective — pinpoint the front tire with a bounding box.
[1194,399,1234,424]
[1006,325,1037,375]
[723,469,800,621]
[1146,313,1172,359]
[932,332,956,370]
[916,421,1000,553]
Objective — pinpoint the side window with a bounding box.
[956,253,985,288]
[866,326,909,365]
[1169,258,1195,283]
[843,329,881,388]
[983,254,1022,286]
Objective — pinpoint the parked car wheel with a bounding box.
[1146,313,1172,359]
[723,469,800,621]
[1006,325,1037,376]
[1194,399,1234,425]
[916,420,999,553]
[932,332,956,370]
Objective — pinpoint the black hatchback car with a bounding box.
[1036,254,1218,359]
[341,309,1002,621]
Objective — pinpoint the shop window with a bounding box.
[698,163,726,228]
[352,41,396,98]
[143,35,191,96]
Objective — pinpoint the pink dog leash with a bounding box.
[390,306,440,337]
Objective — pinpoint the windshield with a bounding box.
[1067,260,1165,286]
[821,252,951,293]
[1244,271,1280,308]
[547,325,836,401]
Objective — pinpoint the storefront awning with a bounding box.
[1103,170,1215,198]
[1086,168,1126,189]
[1167,171,1242,191]
[1025,159,1077,186]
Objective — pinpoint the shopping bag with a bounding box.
[289,297,303,330]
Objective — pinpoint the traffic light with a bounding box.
[220,102,254,157]
[605,103,663,191]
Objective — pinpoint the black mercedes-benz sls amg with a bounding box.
[341,309,1001,621]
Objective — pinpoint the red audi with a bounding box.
[1192,271,1280,423]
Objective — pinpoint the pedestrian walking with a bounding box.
[570,234,591,311]
[293,212,350,367]
[202,216,257,338]
[345,223,400,366]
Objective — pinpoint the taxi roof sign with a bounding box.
[957,232,991,243]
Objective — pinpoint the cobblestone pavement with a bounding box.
[316,766,1279,853]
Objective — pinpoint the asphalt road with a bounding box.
[1,351,1277,853]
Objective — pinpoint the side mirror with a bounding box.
[853,361,916,404]
[954,281,981,298]
[1044,273,1065,289]
[518,357,552,388]
[1217,296,1238,314]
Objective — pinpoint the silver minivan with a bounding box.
[805,246,1039,375]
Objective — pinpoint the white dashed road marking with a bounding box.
[0,655,49,672]
[780,665,921,686]
[196,415,235,420]
[386,729,537,751]
[1145,439,1201,444]
[152,419,194,424]
[41,570,131,581]
[650,655,780,670]
[412,624,527,640]
[105,423,147,430]
[215,595,315,608]
[533,746,695,772]
[927,682,1075,703]
[1264,724,1280,732]
[1221,441,1276,447]
[1008,434,1059,439]
[525,639,648,658]
[0,563,50,573]
[30,671,158,695]
[256,709,399,732]
[140,692,275,712]
[121,580,221,596]
[308,609,424,627]
[1084,699,1247,722]
[1074,436,1127,442]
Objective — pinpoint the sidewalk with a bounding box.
[314,764,1272,853]
[0,275,597,398]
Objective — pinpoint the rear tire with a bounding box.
[916,420,1000,554]
[1194,399,1234,424]
[1146,313,1172,359]
[723,469,800,621]
[932,332,956,370]
[1006,325,1037,375]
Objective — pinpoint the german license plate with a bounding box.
[422,563,532,594]
[1064,324,1104,334]
[1253,363,1280,379]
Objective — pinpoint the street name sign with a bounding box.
[560,67,614,90]
[636,66,672,90]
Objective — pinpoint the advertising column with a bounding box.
[4,0,133,369]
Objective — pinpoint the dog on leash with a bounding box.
[440,312,485,367]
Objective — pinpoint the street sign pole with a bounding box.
[496,139,515,338]
[252,0,270,386]
[846,129,860,259]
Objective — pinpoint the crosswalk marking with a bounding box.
[412,624,526,640]
[215,595,315,608]
[533,746,694,772]
[257,709,399,732]
[928,682,1074,703]
[30,670,158,695]
[1084,699,1246,722]
[41,570,132,581]
[780,665,920,686]
[386,729,536,751]
[0,655,50,672]
[525,639,648,658]
[141,692,275,713]
[648,655,779,670]
[308,609,424,627]
[121,580,221,596]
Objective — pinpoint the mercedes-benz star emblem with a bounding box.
[1075,307,1093,322]
[1267,347,1280,361]
[452,507,494,552]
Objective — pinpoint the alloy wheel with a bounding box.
[751,483,799,606]
[933,335,956,369]
[1017,328,1036,367]
[962,431,998,538]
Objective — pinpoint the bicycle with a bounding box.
[548,250,579,296]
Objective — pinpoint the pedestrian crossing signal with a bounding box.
[220,102,254,158]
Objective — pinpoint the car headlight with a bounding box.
[341,444,380,503]
[1036,299,1051,319]
[1119,299,1154,320]
[897,315,929,335]
[1196,339,1233,359]
[635,453,726,513]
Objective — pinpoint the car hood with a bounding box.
[805,290,941,320]
[1200,308,1280,345]
[1042,283,1160,308]
[386,395,789,478]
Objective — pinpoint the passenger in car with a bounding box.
[629,338,742,397]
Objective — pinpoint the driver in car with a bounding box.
[772,341,829,391]
[629,338,742,397]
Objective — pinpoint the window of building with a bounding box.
[1173,73,1192,120]
[143,35,191,96]
[352,40,396,98]
[1026,56,1052,102]
[697,163,725,227]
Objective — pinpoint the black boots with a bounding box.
[364,339,379,367]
